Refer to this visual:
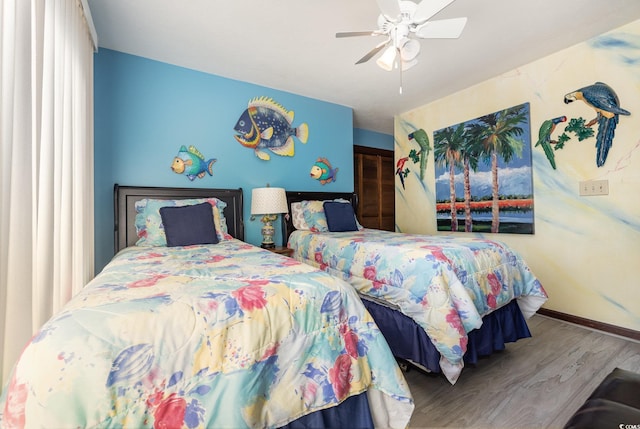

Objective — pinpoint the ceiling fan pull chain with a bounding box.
[399,58,403,95]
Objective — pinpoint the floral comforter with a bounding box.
[289,229,548,383]
[0,240,413,428]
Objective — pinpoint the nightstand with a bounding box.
[268,246,293,257]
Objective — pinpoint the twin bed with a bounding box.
[0,184,547,428]
[283,191,548,384]
[0,185,413,429]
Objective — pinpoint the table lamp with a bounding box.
[250,186,288,248]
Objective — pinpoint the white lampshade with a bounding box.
[401,58,418,71]
[400,38,420,62]
[376,46,397,71]
[251,187,288,215]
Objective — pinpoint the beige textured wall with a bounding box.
[395,20,640,331]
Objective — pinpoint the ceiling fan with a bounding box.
[337,0,467,81]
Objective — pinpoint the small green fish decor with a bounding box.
[171,145,217,181]
[310,157,338,185]
[233,97,309,161]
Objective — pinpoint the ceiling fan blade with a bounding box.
[355,40,389,64]
[376,0,401,22]
[416,17,467,39]
[336,31,380,38]
[413,0,456,23]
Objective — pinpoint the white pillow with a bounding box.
[291,202,310,230]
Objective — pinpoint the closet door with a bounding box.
[354,146,395,231]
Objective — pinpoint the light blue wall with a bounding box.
[353,128,394,151]
[94,49,354,272]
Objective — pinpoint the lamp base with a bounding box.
[260,214,277,249]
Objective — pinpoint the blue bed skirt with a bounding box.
[279,301,531,427]
[279,392,373,429]
[361,298,531,373]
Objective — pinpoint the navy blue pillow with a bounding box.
[160,202,219,247]
[323,201,358,232]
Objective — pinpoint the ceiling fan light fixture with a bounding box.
[401,58,418,71]
[400,38,420,61]
[337,0,467,86]
[376,45,397,71]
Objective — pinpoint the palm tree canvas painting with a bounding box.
[434,102,534,234]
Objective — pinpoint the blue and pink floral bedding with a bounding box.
[288,229,548,384]
[0,240,413,428]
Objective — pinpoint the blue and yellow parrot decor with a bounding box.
[564,82,630,167]
[535,116,567,170]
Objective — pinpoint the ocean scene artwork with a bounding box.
[433,102,534,234]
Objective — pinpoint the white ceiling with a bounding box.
[87,0,640,135]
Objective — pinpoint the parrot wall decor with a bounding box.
[407,129,431,180]
[535,116,594,170]
[535,116,566,170]
[395,156,410,189]
[397,128,431,189]
[564,82,631,167]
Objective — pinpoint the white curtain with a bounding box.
[0,0,95,386]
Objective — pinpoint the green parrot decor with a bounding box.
[535,116,567,170]
[408,129,431,180]
[535,116,595,170]
[396,128,432,189]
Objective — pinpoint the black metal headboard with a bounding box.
[114,184,244,252]
[282,190,358,244]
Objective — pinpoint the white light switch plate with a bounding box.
[579,180,609,196]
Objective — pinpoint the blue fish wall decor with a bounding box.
[310,157,338,185]
[233,96,309,161]
[171,145,217,181]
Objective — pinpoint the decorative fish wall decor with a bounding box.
[171,145,216,181]
[233,97,309,161]
[310,157,338,185]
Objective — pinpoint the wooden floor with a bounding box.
[404,314,640,428]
